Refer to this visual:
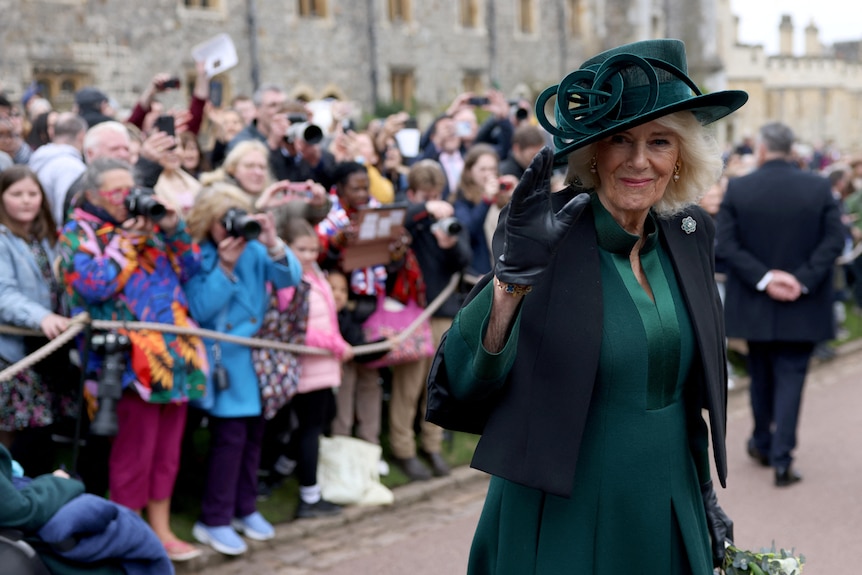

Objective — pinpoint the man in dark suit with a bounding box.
[716,122,845,487]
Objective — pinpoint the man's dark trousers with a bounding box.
[747,341,815,468]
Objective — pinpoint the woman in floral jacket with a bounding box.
[59,157,207,562]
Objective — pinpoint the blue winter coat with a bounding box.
[185,240,301,418]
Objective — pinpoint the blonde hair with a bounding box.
[564,111,723,217]
[185,182,255,242]
[199,139,272,191]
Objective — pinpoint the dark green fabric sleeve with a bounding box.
[0,446,86,533]
[444,280,522,400]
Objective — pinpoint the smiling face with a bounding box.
[337,171,370,210]
[594,120,680,231]
[2,175,43,232]
[231,149,269,195]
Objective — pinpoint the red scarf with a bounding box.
[389,248,426,307]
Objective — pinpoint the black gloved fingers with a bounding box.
[506,146,554,220]
[701,480,734,568]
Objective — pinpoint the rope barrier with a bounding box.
[0,273,464,383]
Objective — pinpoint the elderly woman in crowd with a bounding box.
[58,157,207,562]
[427,39,748,574]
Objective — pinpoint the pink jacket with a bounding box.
[278,266,348,394]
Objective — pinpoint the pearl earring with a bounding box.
[589,156,597,174]
[673,162,681,182]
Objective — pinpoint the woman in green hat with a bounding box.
[427,39,748,574]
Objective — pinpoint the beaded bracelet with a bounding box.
[495,277,533,297]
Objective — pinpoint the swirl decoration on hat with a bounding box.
[535,54,702,156]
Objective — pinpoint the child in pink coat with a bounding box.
[277,217,354,519]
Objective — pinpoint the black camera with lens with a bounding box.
[221,208,261,241]
[89,332,131,437]
[285,122,324,145]
[125,186,167,222]
[431,216,463,236]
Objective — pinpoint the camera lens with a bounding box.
[125,187,166,222]
[222,208,261,241]
[432,217,462,236]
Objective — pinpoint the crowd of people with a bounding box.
[1,44,861,572]
[0,60,547,566]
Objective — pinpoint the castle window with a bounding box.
[460,0,479,28]
[391,69,415,110]
[463,71,483,94]
[388,0,411,22]
[298,0,328,18]
[518,0,535,34]
[568,0,582,34]
[183,0,219,8]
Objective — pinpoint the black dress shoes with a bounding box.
[775,466,803,487]
[746,442,770,467]
[393,456,432,481]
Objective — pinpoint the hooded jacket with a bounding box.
[28,143,86,225]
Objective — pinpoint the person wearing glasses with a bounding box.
[58,157,207,562]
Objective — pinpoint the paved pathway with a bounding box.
[187,344,862,574]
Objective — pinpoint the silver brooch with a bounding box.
[681,216,696,234]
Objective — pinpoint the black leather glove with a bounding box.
[495,147,590,286]
[701,480,734,568]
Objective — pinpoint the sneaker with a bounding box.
[163,539,202,562]
[231,511,275,541]
[192,522,248,556]
[295,498,342,519]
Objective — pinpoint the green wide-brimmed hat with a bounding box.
[536,39,748,165]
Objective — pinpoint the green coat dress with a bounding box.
[452,199,713,574]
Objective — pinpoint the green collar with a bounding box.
[591,193,659,256]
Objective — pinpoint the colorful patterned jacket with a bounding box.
[58,204,207,403]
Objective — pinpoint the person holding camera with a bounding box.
[58,157,209,562]
[183,182,301,556]
[274,102,338,192]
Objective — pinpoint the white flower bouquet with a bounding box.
[723,543,805,574]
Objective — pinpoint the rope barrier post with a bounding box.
[70,322,92,477]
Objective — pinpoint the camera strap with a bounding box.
[212,305,229,367]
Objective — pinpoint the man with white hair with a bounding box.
[60,120,173,223]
